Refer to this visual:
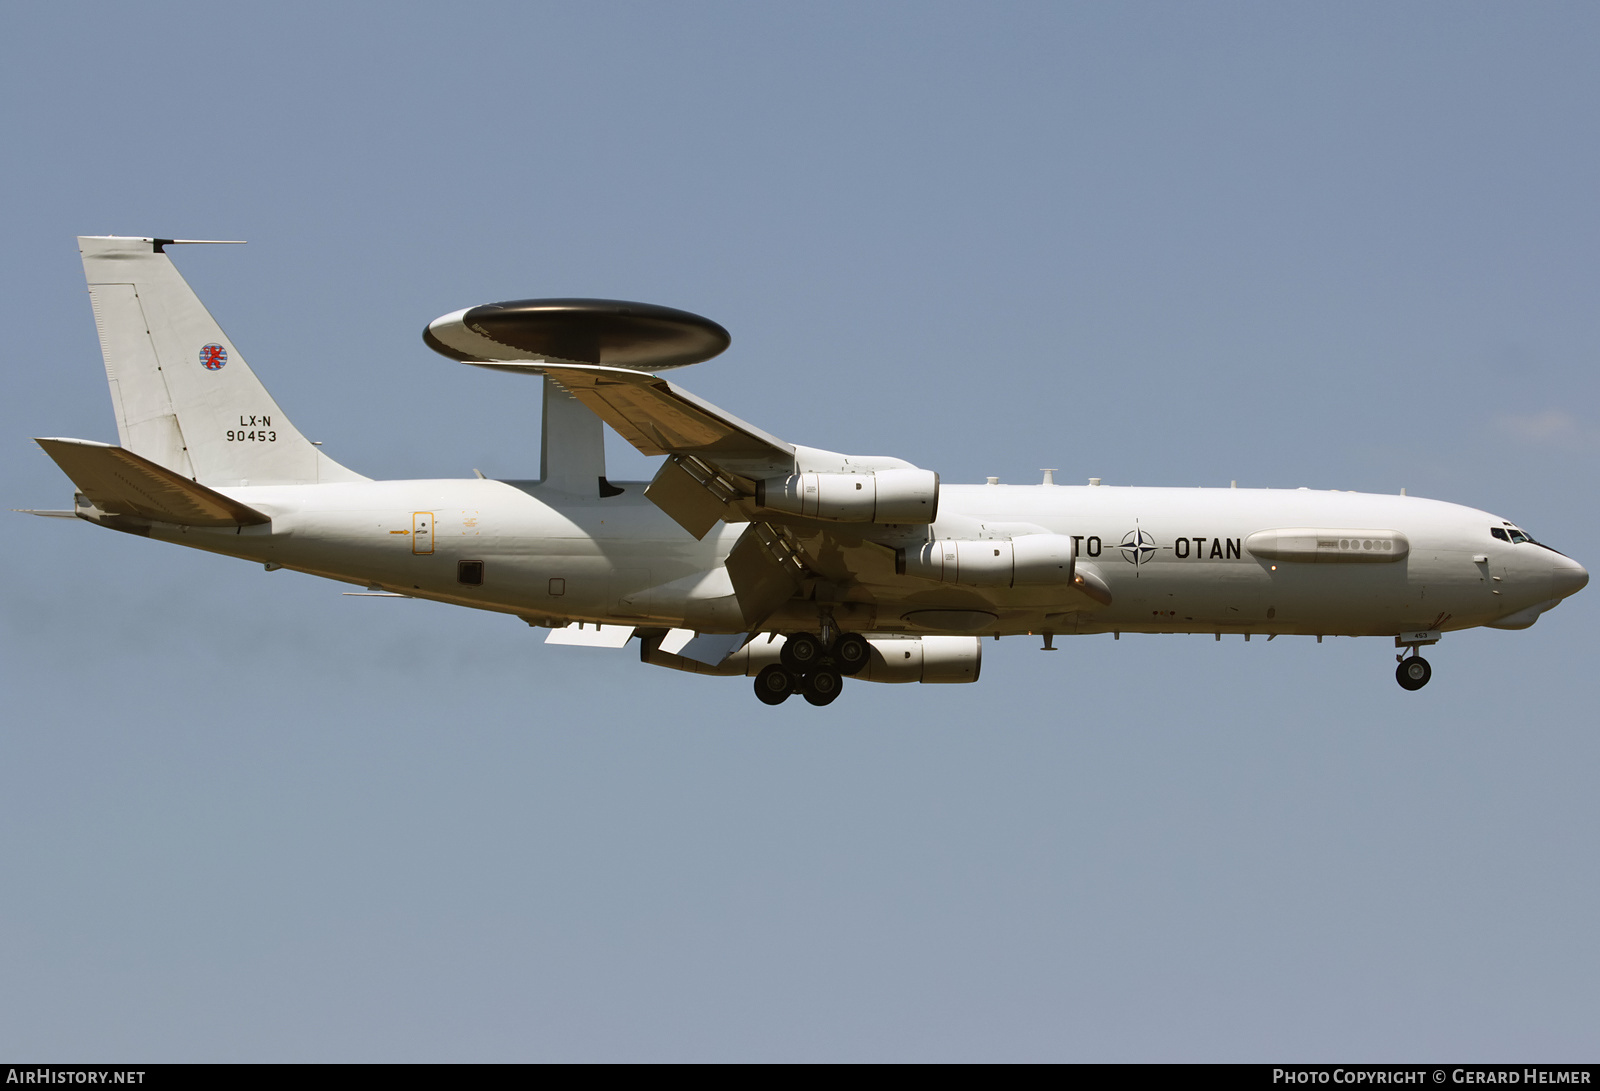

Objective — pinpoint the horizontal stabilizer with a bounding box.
[35,438,270,527]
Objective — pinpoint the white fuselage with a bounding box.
[53,236,1587,701]
[129,478,1582,640]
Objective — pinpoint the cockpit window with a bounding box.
[1496,521,1567,555]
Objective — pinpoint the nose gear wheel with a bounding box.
[1395,656,1432,691]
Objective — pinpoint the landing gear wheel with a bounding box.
[802,668,843,707]
[781,632,825,672]
[754,664,796,705]
[832,633,870,675]
[1396,656,1432,691]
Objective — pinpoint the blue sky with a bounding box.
[3,2,1597,1061]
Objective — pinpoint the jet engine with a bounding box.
[755,468,939,524]
[640,632,980,684]
[857,635,982,684]
[898,534,1076,587]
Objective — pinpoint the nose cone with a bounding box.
[1552,556,1589,599]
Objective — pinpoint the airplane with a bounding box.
[25,236,1589,706]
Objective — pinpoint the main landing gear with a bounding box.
[754,631,870,707]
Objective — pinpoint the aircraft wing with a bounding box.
[465,361,792,465]
[460,361,941,631]
[464,361,803,538]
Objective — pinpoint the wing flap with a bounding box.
[644,457,732,539]
[724,521,808,629]
[644,455,748,539]
[544,622,637,648]
[674,631,754,667]
[35,437,270,527]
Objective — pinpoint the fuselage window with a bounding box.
[458,560,484,585]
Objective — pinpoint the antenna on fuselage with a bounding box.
[420,297,732,497]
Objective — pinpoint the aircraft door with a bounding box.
[412,512,435,555]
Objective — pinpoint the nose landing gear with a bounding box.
[1393,629,1441,691]
[1395,654,1432,691]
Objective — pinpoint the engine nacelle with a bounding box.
[858,635,982,684]
[639,632,980,684]
[755,468,939,524]
[898,534,1076,588]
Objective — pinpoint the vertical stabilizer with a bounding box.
[79,236,365,486]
